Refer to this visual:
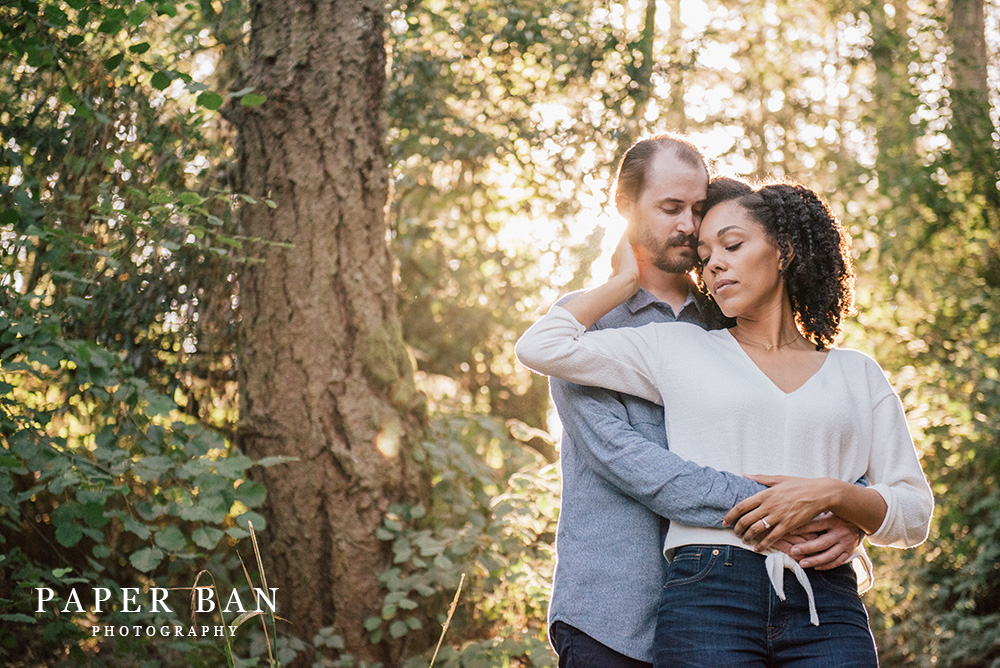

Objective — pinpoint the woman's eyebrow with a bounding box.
[698,225,745,248]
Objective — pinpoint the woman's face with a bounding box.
[697,200,785,319]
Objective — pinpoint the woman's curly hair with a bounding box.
[700,177,856,349]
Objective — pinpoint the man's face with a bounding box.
[619,150,708,274]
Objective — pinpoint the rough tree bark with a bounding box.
[947,0,1000,210]
[232,0,428,663]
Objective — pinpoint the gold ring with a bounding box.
[761,518,771,529]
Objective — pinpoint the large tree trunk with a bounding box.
[947,0,1000,209]
[233,0,428,663]
[867,0,919,186]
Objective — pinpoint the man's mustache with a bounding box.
[667,234,697,249]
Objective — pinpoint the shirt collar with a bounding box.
[625,286,702,316]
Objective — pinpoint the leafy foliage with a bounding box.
[2,0,999,664]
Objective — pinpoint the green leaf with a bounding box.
[65,296,90,309]
[151,71,172,90]
[43,5,69,26]
[155,2,178,17]
[254,455,296,467]
[196,91,224,111]
[0,613,37,624]
[235,480,266,508]
[240,93,267,107]
[55,523,83,547]
[363,616,381,632]
[154,526,188,552]
[133,455,173,481]
[192,527,224,549]
[98,19,122,34]
[235,511,266,533]
[129,42,151,54]
[130,547,165,573]
[389,620,409,639]
[104,53,124,71]
[178,191,205,206]
[81,501,109,529]
[123,515,152,540]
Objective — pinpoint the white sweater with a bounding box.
[516,306,934,555]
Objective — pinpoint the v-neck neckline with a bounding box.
[723,329,833,396]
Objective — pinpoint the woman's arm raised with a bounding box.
[560,235,640,328]
[514,237,664,404]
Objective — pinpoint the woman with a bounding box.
[515,177,933,665]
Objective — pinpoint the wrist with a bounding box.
[613,271,639,296]
[826,479,851,515]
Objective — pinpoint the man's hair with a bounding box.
[700,176,856,349]
[613,133,708,204]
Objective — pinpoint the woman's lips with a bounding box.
[714,279,737,296]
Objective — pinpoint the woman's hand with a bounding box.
[723,474,843,552]
[560,233,640,328]
[610,233,640,284]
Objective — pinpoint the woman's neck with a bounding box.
[732,302,805,350]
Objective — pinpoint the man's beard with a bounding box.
[634,226,698,274]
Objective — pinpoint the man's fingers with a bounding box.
[789,530,840,557]
[801,547,852,570]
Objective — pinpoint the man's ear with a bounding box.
[616,193,632,217]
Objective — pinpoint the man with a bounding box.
[546,134,862,667]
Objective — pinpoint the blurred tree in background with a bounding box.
[1,0,998,666]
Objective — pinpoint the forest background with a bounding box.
[1,0,998,666]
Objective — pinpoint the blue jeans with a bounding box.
[653,545,878,667]
[551,621,653,668]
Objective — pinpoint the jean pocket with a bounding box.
[664,548,720,588]
[812,565,861,597]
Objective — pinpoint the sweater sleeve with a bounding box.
[550,377,766,526]
[515,305,664,405]
[865,381,934,548]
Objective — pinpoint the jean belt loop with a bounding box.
[724,545,734,567]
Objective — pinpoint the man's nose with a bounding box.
[676,209,696,235]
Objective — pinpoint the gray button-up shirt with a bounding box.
[547,287,766,662]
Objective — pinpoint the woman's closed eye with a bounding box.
[726,242,743,253]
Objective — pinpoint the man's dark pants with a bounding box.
[551,621,653,668]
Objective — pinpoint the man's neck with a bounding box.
[638,265,694,316]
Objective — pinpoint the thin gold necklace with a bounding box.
[731,330,802,352]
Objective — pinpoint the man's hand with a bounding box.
[723,474,843,552]
[782,513,862,570]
